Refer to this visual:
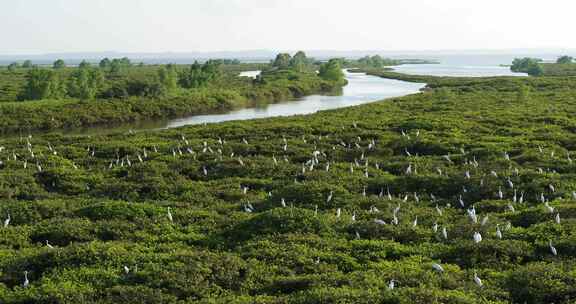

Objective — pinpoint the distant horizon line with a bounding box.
[1,47,575,58]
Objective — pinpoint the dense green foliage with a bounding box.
[272,53,293,69]
[20,68,67,100]
[556,56,573,64]
[511,57,576,77]
[318,59,345,83]
[178,61,221,89]
[67,67,105,100]
[158,64,179,93]
[356,55,399,68]
[22,60,33,69]
[99,57,132,74]
[0,68,576,302]
[270,51,315,73]
[341,56,435,70]
[52,59,66,69]
[0,59,343,133]
[289,51,314,72]
[511,58,543,76]
[7,62,20,72]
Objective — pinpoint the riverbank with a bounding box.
[350,68,576,92]
[0,72,344,134]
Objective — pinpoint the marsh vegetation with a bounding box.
[0,57,576,303]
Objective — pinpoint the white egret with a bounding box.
[481,215,489,226]
[167,207,173,223]
[436,168,443,176]
[467,207,477,223]
[495,225,503,239]
[435,205,443,216]
[3,213,10,228]
[374,219,386,225]
[23,271,29,288]
[432,263,444,273]
[473,272,483,287]
[549,241,558,256]
[473,232,482,244]
[459,195,465,208]
[327,191,333,203]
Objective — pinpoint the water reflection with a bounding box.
[393,64,526,77]
[58,70,425,135]
[164,71,426,128]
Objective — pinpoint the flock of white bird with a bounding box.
[0,127,569,289]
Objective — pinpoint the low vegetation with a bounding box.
[0,64,575,302]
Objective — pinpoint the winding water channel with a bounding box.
[164,70,426,129]
[65,70,426,135]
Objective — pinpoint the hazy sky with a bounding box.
[1,0,575,54]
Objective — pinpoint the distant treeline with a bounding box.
[511,55,576,76]
[0,52,347,133]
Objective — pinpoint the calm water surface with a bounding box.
[63,70,425,135]
[60,61,529,135]
[393,63,527,77]
[164,70,425,129]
